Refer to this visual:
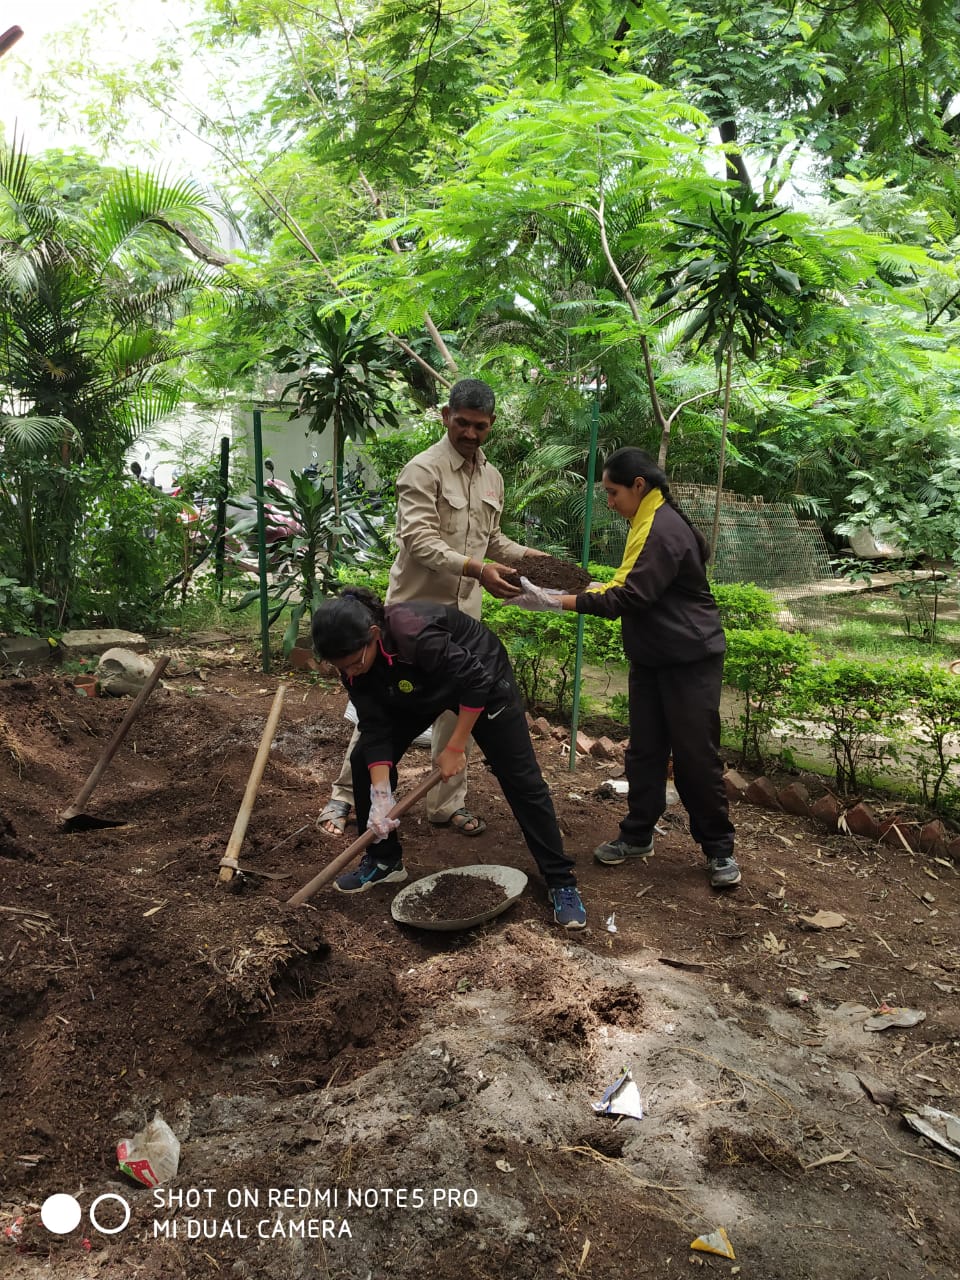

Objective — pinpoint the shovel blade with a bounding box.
[61,812,128,832]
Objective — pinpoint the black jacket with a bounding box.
[344,601,514,768]
[575,501,725,666]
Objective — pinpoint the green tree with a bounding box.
[0,138,223,623]
[272,309,404,518]
[652,191,819,549]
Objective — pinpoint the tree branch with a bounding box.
[357,170,459,376]
[150,217,232,267]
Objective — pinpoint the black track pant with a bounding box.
[350,672,577,888]
[619,654,735,860]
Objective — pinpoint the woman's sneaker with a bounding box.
[335,851,408,893]
[549,885,587,930]
[594,836,654,865]
[707,855,741,888]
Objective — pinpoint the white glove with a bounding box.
[511,576,564,612]
[368,783,400,842]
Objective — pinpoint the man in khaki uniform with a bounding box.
[319,378,541,835]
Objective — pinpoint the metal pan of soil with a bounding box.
[390,864,528,932]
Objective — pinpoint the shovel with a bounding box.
[218,684,287,882]
[60,654,170,831]
[287,766,443,908]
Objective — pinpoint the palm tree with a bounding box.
[272,309,404,515]
[652,192,815,550]
[0,136,223,622]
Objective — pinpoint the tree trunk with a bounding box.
[718,119,752,191]
[710,340,735,558]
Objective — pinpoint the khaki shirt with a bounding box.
[387,435,527,620]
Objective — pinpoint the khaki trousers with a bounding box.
[327,710,472,822]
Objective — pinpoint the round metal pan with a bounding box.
[390,864,528,932]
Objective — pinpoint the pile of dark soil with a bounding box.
[401,873,507,922]
[509,551,594,592]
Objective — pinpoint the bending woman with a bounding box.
[511,448,740,890]
[310,587,587,929]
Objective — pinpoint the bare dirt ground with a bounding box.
[1,638,959,1280]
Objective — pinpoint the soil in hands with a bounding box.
[509,551,594,592]
[400,873,507,923]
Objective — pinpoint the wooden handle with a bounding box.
[61,655,170,822]
[287,766,443,908]
[218,684,287,880]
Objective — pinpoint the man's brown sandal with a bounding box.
[318,799,351,836]
[430,807,487,837]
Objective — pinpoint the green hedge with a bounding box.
[711,582,777,631]
[723,629,813,768]
[724,627,960,815]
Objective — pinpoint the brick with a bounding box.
[880,819,915,850]
[842,802,880,839]
[589,736,619,761]
[575,731,594,756]
[777,781,811,816]
[551,725,567,741]
[745,776,781,809]
[0,634,57,666]
[60,628,148,657]
[946,836,960,865]
[919,820,950,855]
[810,792,843,831]
[530,717,552,738]
[722,769,750,801]
[287,645,318,671]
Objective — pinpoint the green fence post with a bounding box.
[568,380,601,772]
[252,410,271,674]
[213,435,230,603]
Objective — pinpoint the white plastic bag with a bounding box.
[117,1113,180,1187]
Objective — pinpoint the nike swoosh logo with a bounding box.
[487,707,505,720]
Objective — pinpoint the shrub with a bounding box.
[482,579,624,715]
[712,582,777,631]
[363,421,443,510]
[0,578,55,635]
[724,629,814,767]
[336,562,392,598]
[893,662,960,814]
[786,658,910,794]
[73,464,188,629]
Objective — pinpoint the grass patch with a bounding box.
[798,590,960,664]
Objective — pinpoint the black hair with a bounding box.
[311,586,385,660]
[602,447,711,563]
[448,378,495,417]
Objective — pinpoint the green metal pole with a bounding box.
[213,435,229,603]
[252,409,271,674]
[568,378,601,772]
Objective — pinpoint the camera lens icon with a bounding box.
[41,1192,131,1236]
[40,1194,82,1235]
